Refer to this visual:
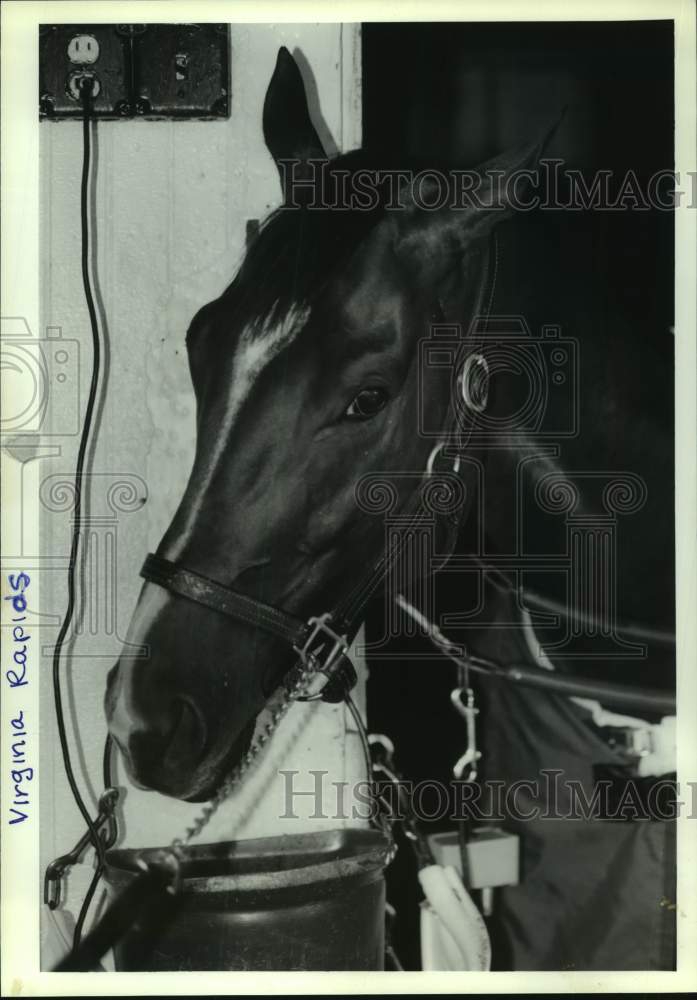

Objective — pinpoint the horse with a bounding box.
[103,47,543,804]
[100,46,676,973]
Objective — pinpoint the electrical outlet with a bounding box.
[40,25,130,118]
[39,23,230,120]
[67,34,100,65]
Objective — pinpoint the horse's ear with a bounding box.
[263,47,327,193]
[393,122,560,282]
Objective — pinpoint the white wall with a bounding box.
[38,22,364,949]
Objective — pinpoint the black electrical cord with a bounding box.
[72,860,104,953]
[50,79,107,955]
[103,733,114,788]
[73,735,117,955]
[345,691,373,786]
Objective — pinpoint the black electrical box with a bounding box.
[39,24,230,120]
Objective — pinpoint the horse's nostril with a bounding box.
[104,662,121,717]
[163,697,208,771]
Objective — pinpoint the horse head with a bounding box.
[105,48,542,801]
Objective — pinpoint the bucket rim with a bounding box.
[104,827,393,894]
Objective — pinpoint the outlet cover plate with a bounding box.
[40,23,230,120]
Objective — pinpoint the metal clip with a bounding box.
[368,733,396,770]
[44,787,119,910]
[369,738,432,867]
[451,687,482,782]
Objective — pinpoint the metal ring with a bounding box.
[426,442,445,476]
[460,353,490,413]
[426,442,460,476]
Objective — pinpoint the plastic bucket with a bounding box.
[104,828,392,971]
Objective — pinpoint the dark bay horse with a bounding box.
[104,48,544,802]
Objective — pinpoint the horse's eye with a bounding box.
[344,387,390,421]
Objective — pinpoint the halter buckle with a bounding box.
[293,613,353,700]
[295,612,348,669]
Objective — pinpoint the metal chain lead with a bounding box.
[168,657,319,858]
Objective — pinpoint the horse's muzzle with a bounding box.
[104,661,211,799]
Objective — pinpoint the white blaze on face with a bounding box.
[108,585,171,744]
[165,304,310,559]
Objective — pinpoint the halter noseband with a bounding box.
[140,552,357,702]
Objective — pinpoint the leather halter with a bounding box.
[139,440,470,705]
[139,379,477,704]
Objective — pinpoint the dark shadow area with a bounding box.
[363,19,675,972]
